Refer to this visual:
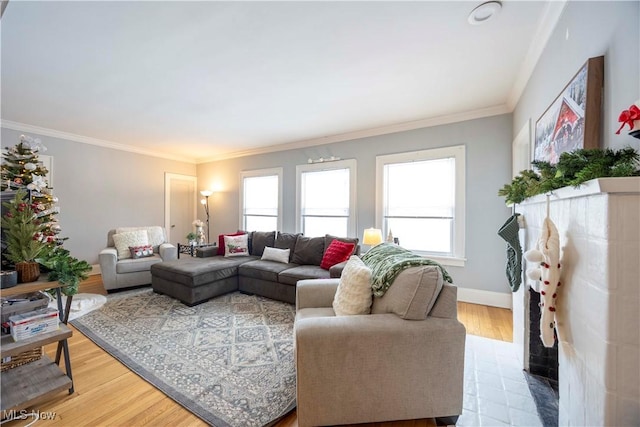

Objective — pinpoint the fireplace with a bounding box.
[512,177,639,426]
[528,288,558,380]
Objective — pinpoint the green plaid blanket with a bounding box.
[361,243,453,297]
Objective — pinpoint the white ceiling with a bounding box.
[1,1,563,164]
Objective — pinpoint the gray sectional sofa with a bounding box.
[150,231,358,305]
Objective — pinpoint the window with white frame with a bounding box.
[296,159,356,237]
[376,146,465,265]
[240,168,283,232]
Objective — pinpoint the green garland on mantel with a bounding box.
[498,147,640,205]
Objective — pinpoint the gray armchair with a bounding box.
[99,226,177,291]
[294,267,466,426]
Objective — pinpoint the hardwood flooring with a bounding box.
[3,275,513,427]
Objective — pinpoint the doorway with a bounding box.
[164,173,197,244]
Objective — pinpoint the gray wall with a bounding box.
[198,114,514,294]
[514,1,640,153]
[1,127,196,265]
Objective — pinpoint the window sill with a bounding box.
[415,253,466,267]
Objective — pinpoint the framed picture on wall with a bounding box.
[533,56,604,164]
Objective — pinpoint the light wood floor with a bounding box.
[4,275,513,427]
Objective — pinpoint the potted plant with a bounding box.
[186,232,197,245]
[1,190,49,282]
[37,247,92,297]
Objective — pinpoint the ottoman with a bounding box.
[150,256,258,305]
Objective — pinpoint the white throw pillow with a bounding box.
[332,256,373,316]
[224,234,249,257]
[112,230,149,259]
[116,226,165,249]
[261,246,290,264]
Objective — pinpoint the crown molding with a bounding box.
[506,0,568,110]
[0,120,197,164]
[3,104,510,165]
[195,104,511,163]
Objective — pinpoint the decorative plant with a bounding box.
[1,190,50,263]
[186,232,197,242]
[499,147,640,204]
[37,248,92,296]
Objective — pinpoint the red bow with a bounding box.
[616,104,640,134]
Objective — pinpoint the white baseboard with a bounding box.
[458,287,512,309]
[90,264,101,275]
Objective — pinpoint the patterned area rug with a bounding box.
[71,288,296,427]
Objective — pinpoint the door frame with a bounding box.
[164,173,198,243]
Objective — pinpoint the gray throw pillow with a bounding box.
[251,231,275,256]
[291,236,325,266]
[237,230,254,254]
[275,232,301,262]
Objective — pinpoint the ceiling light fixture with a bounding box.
[468,1,502,25]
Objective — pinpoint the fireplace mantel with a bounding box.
[521,176,640,204]
[513,177,639,426]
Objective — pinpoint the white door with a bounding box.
[165,173,197,244]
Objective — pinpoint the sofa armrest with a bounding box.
[296,279,340,311]
[98,248,118,288]
[295,314,466,426]
[429,284,458,319]
[329,261,348,278]
[159,243,177,261]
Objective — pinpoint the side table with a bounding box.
[177,243,217,258]
[0,278,74,413]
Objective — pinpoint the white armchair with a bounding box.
[99,226,177,291]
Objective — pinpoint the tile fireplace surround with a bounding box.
[512,177,639,426]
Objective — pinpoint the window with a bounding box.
[296,159,357,237]
[240,168,282,232]
[376,146,465,265]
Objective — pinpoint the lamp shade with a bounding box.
[362,228,383,246]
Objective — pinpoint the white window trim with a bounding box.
[239,167,283,232]
[295,159,357,236]
[375,146,466,267]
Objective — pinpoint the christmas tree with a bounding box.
[1,134,91,294]
[1,134,64,246]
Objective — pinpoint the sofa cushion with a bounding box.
[261,247,290,264]
[129,244,154,259]
[113,230,149,259]
[324,234,359,256]
[371,265,444,320]
[292,236,325,266]
[116,254,162,273]
[275,232,301,262]
[332,256,373,316]
[320,239,355,270]
[116,226,165,251]
[223,234,250,257]
[251,231,276,257]
[217,232,245,255]
[151,256,258,287]
[278,265,331,286]
[239,259,298,282]
[196,246,217,258]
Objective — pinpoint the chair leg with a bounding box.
[435,415,459,426]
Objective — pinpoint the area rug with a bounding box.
[70,288,296,427]
[47,293,107,321]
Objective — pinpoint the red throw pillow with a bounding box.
[320,239,356,270]
[218,232,245,255]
